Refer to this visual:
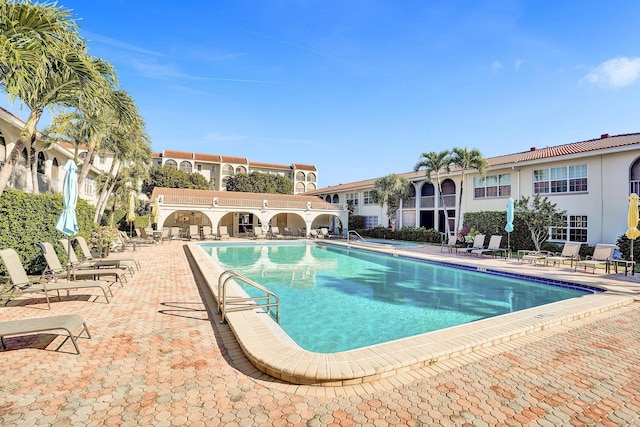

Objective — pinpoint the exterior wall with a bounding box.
[310,143,640,246]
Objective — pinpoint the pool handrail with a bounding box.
[347,230,366,244]
[218,269,279,324]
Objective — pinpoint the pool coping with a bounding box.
[186,241,638,386]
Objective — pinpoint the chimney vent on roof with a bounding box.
[601,133,610,139]
[530,147,536,151]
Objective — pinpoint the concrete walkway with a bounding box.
[1,241,640,426]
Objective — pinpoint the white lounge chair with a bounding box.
[575,244,615,274]
[543,241,582,268]
[0,248,111,309]
[0,314,90,354]
[456,234,486,255]
[471,235,503,257]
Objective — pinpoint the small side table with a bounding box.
[613,259,635,276]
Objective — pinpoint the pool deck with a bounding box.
[2,239,640,425]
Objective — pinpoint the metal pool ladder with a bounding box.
[347,230,366,244]
[218,270,279,324]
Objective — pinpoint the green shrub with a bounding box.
[355,226,441,243]
[349,215,364,230]
[0,191,98,275]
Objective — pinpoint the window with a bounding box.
[222,164,234,175]
[296,171,305,181]
[235,166,247,175]
[295,182,305,193]
[179,161,192,173]
[165,159,177,168]
[363,191,375,205]
[197,164,202,171]
[346,192,358,206]
[83,178,96,196]
[551,215,588,242]
[363,216,379,229]
[474,174,511,198]
[307,173,316,182]
[534,164,587,194]
[98,154,106,164]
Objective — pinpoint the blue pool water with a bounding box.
[203,242,594,353]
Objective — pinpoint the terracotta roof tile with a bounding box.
[249,161,291,169]
[194,153,221,162]
[220,155,248,164]
[293,163,317,171]
[151,187,328,204]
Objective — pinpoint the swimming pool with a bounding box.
[203,242,594,353]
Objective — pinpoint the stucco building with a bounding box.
[307,133,640,246]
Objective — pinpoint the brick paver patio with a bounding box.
[1,241,639,426]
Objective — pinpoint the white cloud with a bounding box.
[514,59,525,70]
[491,60,503,72]
[581,56,640,88]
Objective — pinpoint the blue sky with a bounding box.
[4,1,640,187]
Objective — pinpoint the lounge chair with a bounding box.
[441,234,458,253]
[160,228,171,243]
[0,314,90,354]
[201,226,217,240]
[134,228,154,244]
[75,236,140,271]
[543,242,582,268]
[59,239,135,277]
[519,250,549,264]
[188,225,201,240]
[0,248,111,309]
[170,226,180,240]
[252,226,266,240]
[218,225,230,240]
[471,235,503,257]
[456,234,486,255]
[320,228,332,239]
[284,227,294,239]
[575,244,616,274]
[38,242,128,286]
[269,226,284,239]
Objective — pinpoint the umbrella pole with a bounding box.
[66,238,71,281]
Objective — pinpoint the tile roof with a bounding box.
[194,153,221,162]
[307,133,640,194]
[220,155,248,164]
[249,161,291,169]
[164,149,194,159]
[292,163,317,171]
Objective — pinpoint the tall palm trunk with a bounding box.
[0,110,42,198]
[94,160,121,223]
[77,146,98,188]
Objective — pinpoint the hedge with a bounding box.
[0,190,99,275]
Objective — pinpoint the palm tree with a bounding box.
[370,174,411,231]
[0,1,110,197]
[450,147,487,231]
[414,150,453,235]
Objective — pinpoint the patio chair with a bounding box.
[0,248,111,309]
[188,225,201,240]
[471,235,503,257]
[441,234,458,253]
[38,242,128,286]
[543,241,582,268]
[575,244,616,274]
[201,226,217,240]
[218,225,230,240]
[456,234,486,255]
[134,228,154,244]
[0,314,91,354]
[170,226,180,240]
[252,226,267,240]
[60,239,135,277]
[320,228,332,239]
[310,229,321,239]
[268,226,284,239]
[284,227,294,239]
[74,236,140,271]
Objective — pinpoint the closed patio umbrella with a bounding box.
[626,193,640,267]
[151,198,160,228]
[126,191,136,235]
[55,160,79,279]
[505,197,514,255]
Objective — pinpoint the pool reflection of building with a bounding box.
[207,243,338,288]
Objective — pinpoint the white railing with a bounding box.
[161,194,342,210]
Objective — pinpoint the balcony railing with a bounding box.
[161,194,343,210]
